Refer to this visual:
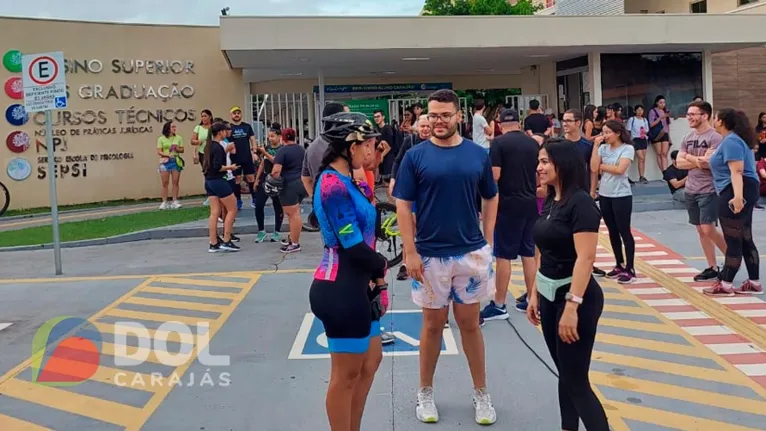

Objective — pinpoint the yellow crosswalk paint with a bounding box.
[141,285,238,300]
[122,296,229,314]
[0,413,51,430]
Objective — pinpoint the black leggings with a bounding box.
[254,179,283,232]
[540,279,609,431]
[718,177,760,283]
[599,196,635,271]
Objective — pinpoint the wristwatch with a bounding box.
[565,292,583,304]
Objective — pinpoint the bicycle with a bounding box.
[375,201,403,266]
[0,181,9,216]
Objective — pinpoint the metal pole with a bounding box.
[45,110,62,275]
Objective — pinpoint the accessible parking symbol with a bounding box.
[288,310,459,359]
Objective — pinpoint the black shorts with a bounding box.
[494,211,537,260]
[309,252,378,354]
[632,138,648,151]
[205,178,233,199]
[233,156,256,176]
[280,178,308,206]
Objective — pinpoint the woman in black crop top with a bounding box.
[202,122,240,252]
[528,138,610,431]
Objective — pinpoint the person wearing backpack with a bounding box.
[648,95,673,172]
[628,105,650,184]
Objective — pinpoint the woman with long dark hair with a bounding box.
[309,112,388,430]
[157,121,184,209]
[202,122,240,252]
[591,120,637,284]
[649,95,672,171]
[528,138,609,431]
[755,112,766,160]
[703,109,762,295]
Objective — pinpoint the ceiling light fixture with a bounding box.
[526,54,550,58]
[371,71,397,75]
[401,57,430,61]
[280,72,303,76]
[477,68,496,72]
[298,58,310,62]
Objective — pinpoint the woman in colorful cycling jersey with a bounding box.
[310,112,389,431]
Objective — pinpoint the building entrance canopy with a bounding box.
[221,14,766,83]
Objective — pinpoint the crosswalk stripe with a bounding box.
[682,325,734,336]
[707,343,765,355]
[0,413,50,430]
[0,323,11,332]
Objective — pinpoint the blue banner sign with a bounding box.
[313,83,452,94]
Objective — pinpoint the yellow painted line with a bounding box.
[104,308,213,326]
[122,296,228,314]
[598,318,681,335]
[91,321,196,345]
[608,400,764,431]
[123,274,262,431]
[141,286,239,300]
[596,333,712,358]
[593,351,754,386]
[0,277,156,387]
[0,378,141,427]
[603,304,655,316]
[591,371,766,416]
[0,269,314,284]
[100,342,180,365]
[154,277,249,289]
[0,413,51,430]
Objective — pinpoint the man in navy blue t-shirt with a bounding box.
[393,89,499,425]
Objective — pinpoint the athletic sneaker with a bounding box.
[606,266,624,279]
[702,281,735,297]
[220,241,240,252]
[515,301,528,312]
[280,243,301,254]
[592,267,606,277]
[203,198,210,207]
[396,266,408,281]
[271,232,281,243]
[236,199,243,210]
[472,388,497,425]
[255,231,267,243]
[694,266,719,282]
[617,270,635,284]
[735,280,763,295]
[380,331,395,345]
[159,201,169,210]
[480,300,509,321]
[281,236,291,246]
[208,243,222,253]
[416,387,439,423]
[171,200,182,209]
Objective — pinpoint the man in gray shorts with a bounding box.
[675,101,727,282]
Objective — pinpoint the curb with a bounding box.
[0,223,293,253]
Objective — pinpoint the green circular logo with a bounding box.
[3,50,22,73]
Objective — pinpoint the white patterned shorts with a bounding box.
[411,244,496,309]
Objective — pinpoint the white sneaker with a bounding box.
[416,387,439,423]
[159,201,169,210]
[472,388,497,425]
[171,200,182,209]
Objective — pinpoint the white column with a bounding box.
[243,80,252,124]
[588,52,602,106]
[317,70,326,138]
[702,50,714,106]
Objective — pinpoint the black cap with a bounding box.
[499,108,520,123]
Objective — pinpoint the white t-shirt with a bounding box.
[472,113,490,148]
[221,140,234,181]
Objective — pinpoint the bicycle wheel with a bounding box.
[375,201,403,267]
[0,181,9,217]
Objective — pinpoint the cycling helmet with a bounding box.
[263,174,284,197]
[321,112,380,145]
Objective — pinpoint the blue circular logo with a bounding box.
[7,157,31,181]
[5,104,28,126]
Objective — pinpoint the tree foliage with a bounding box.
[422,0,543,16]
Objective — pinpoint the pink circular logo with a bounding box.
[6,131,30,153]
[4,77,22,99]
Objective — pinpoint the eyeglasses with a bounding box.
[427,112,458,122]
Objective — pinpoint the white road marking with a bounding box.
[714,296,766,305]
[735,364,766,376]
[0,323,11,332]
[662,311,709,320]
[635,243,655,248]
[632,278,657,285]
[675,276,697,283]
[636,251,668,257]
[644,299,689,307]
[682,325,734,336]
[645,259,685,265]
[661,267,700,274]
[627,288,670,295]
[736,309,766,318]
[707,343,765,355]
[392,331,420,347]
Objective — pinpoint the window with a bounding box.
[690,0,707,13]
[600,53,703,120]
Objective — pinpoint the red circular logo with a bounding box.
[4,77,22,99]
[6,131,30,153]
